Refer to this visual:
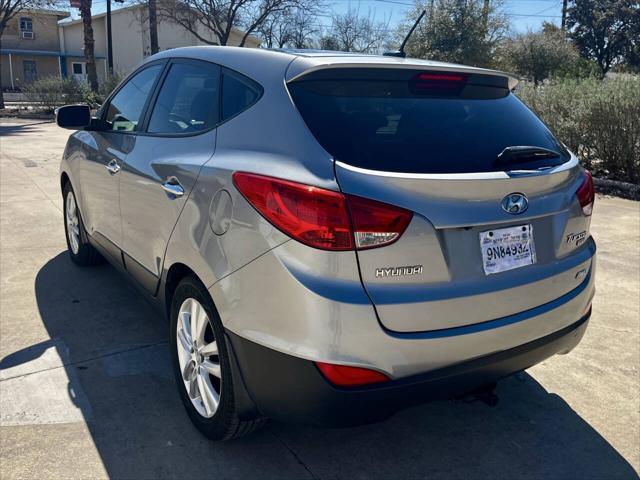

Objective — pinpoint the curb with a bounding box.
[594,178,639,201]
[0,112,55,120]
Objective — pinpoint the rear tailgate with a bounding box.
[336,161,594,332]
[287,64,594,333]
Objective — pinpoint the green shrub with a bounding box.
[80,83,100,108]
[22,76,85,111]
[551,57,601,80]
[99,72,124,99]
[21,73,125,111]
[517,76,640,184]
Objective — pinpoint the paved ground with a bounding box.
[0,118,638,480]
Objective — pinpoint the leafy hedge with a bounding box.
[517,76,640,184]
[21,73,124,112]
[22,76,87,110]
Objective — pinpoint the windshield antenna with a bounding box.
[384,10,427,58]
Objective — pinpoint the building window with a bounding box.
[19,17,33,32]
[23,61,37,83]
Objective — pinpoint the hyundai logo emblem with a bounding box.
[502,193,529,214]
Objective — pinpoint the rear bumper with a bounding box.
[226,310,590,428]
[214,238,595,380]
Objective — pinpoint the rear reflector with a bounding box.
[576,170,595,216]
[232,172,412,251]
[316,362,390,387]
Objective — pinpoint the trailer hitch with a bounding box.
[454,382,499,407]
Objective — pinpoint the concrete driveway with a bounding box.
[1,119,638,480]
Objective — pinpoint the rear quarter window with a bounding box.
[222,69,262,121]
[148,61,221,134]
[287,69,569,174]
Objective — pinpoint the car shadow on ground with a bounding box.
[0,120,54,136]
[2,252,637,479]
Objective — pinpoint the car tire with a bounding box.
[63,182,104,266]
[169,276,266,440]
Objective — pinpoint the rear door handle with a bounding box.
[105,159,121,175]
[161,178,184,198]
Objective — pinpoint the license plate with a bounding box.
[480,224,536,275]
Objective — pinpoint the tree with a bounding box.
[567,0,640,76]
[257,10,291,48]
[324,7,389,53]
[149,0,159,54]
[561,0,568,29]
[400,0,508,67]
[79,0,99,91]
[623,17,640,71]
[318,33,340,51]
[258,7,317,49]
[129,0,160,55]
[0,0,56,108]
[287,8,317,48]
[159,0,312,46]
[501,22,579,85]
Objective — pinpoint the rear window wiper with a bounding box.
[495,146,562,166]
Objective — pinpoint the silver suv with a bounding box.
[56,47,596,440]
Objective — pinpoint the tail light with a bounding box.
[232,172,412,251]
[316,361,390,387]
[410,71,468,94]
[576,170,595,216]
[346,194,413,249]
[233,173,352,250]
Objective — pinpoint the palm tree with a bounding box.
[79,0,99,91]
[149,0,159,54]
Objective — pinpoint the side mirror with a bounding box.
[56,104,91,130]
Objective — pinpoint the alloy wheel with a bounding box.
[65,191,80,255]
[176,298,221,418]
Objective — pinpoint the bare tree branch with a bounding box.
[324,7,389,53]
[256,2,320,49]
[158,0,320,46]
[0,0,58,36]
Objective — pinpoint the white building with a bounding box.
[58,5,261,83]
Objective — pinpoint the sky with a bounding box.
[76,0,564,35]
[326,0,565,33]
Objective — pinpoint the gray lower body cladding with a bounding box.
[226,311,591,427]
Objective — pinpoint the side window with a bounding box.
[222,70,262,121]
[105,64,162,132]
[148,61,221,134]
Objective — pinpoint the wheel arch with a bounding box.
[60,171,70,193]
[60,169,85,222]
[164,263,204,316]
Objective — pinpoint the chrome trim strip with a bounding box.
[335,154,579,181]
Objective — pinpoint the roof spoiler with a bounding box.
[286,62,519,90]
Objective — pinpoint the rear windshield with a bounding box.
[288,70,569,174]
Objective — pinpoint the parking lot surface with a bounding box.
[1,119,639,480]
